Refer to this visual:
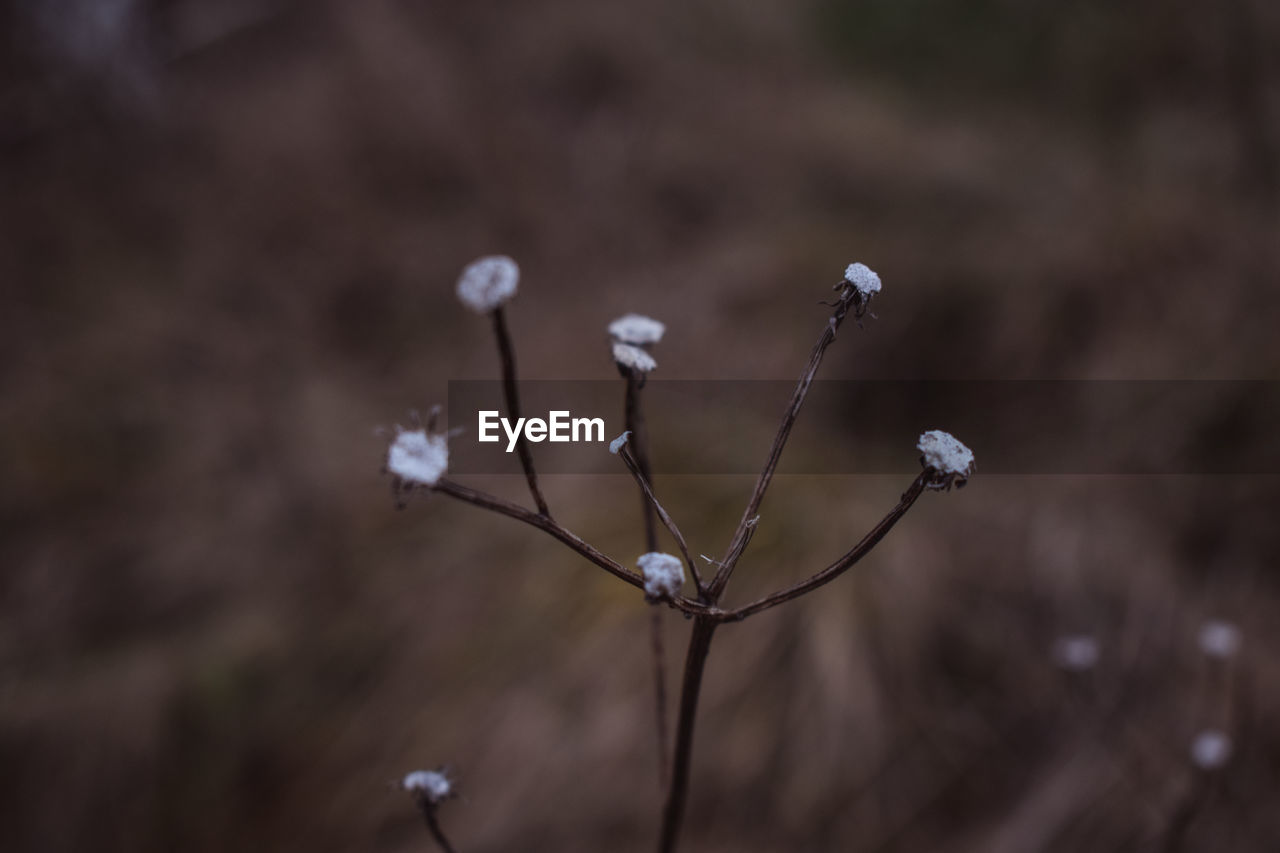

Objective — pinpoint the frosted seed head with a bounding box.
[1198,620,1242,659]
[402,769,453,803]
[1051,634,1100,672]
[917,430,974,489]
[609,313,666,345]
[612,342,657,373]
[387,428,449,486]
[843,262,882,298]
[1190,730,1232,770]
[456,255,519,313]
[638,552,684,600]
[609,431,632,454]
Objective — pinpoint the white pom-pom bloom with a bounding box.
[609,431,632,454]
[638,552,684,599]
[1190,730,1232,770]
[402,769,452,803]
[387,428,448,486]
[1198,620,1242,659]
[612,342,657,373]
[609,313,666,345]
[918,430,975,476]
[1051,634,1100,672]
[456,255,519,313]
[843,262,882,298]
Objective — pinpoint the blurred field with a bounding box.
[3,1,1280,851]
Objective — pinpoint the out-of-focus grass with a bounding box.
[2,1,1279,851]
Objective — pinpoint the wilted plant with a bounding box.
[385,257,974,852]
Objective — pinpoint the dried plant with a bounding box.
[385,258,975,852]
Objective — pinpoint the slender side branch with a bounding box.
[708,288,862,596]
[491,306,551,517]
[722,473,928,622]
[420,803,458,853]
[624,371,673,789]
[618,445,707,598]
[432,479,722,619]
[626,374,659,549]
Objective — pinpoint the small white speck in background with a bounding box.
[1190,730,1232,770]
[1051,634,1100,672]
[1198,619,1241,659]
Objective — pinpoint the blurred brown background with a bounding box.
[4,1,1280,851]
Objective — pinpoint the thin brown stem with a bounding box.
[491,306,551,517]
[626,373,659,550]
[420,802,458,853]
[708,288,863,596]
[625,371,672,790]
[722,473,928,622]
[658,617,717,853]
[618,444,707,599]
[649,605,671,789]
[432,479,722,619]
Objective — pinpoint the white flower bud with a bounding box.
[612,342,657,373]
[387,428,448,486]
[608,313,666,345]
[456,255,519,313]
[843,262,882,298]
[609,431,632,454]
[638,552,684,599]
[917,430,974,486]
[402,769,453,803]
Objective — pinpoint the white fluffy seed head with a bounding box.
[609,431,632,454]
[844,262,882,297]
[609,313,666,345]
[612,342,657,373]
[1051,634,1100,672]
[402,769,452,803]
[918,430,975,476]
[387,428,449,486]
[1198,620,1242,659]
[1190,730,1232,770]
[638,552,684,599]
[456,255,519,313]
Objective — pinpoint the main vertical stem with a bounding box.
[658,617,717,853]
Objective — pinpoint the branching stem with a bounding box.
[432,479,720,619]
[719,473,928,621]
[708,287,862,597]
[491,306,551,517]
[418,282,939,853]
[618,444,706,599]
